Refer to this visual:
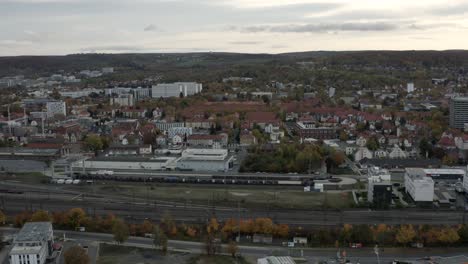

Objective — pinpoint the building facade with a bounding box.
[152,82,202,98]
[46,101,66,118]
[450,97,468,129]
[405,168,435,202]
[9,222,54,264]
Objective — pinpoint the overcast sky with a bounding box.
[1,0,468,56]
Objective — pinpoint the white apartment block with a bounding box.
[151,82,202,98]
[9,222,54,264]
[110,94,134,107]
[46,101,66,118]
[404,168,435,202]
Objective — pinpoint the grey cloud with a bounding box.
[408,22,457,30]
[144,24,160,32]
[237,22,398,33]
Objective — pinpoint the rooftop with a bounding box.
[15,222,52,243]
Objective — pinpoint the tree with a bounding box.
[0,210,5,225]
[139,220,154,235]
[207,217,220,234]
[112,218,129,244]
[227,241,238,257]
[458,224,468,244]
[64,245,90,264]
[366,136,380,151]
[330,151,346,167]
[84,135,103,153]
[161,211,177,237]
[153,226,168,254]
[437,227,460,245]
[396,225,416,246]
[66,208,87,230]
[274,224,289,238]
[339,130,349,142]
[31,210,51,222]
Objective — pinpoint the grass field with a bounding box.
[97,243,192,264]
[0,172,48,184]
[83,183,353,210]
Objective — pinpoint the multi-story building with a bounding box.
[151,82,202,98]
[110,94,134,107]
[46,101,66,118]
[295,121,337,140]
[450,97,468,129]
[154,122,185,132]
[367,167,392,206]
[9,222,54,264]
[404,168,435,202]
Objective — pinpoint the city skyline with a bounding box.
[1,0,468,56]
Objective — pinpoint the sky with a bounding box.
[1,0,468,56]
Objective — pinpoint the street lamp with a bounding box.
[374,244,380,264]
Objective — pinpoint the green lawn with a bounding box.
[89,183,353,210]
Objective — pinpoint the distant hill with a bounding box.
[1,50,467,78]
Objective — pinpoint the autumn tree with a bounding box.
[253,218,274,235]
[31,210,51,222]
[396,225,416,246]
[64,245,90,264]
[274,224,289,238]
[437,227,460,245]
[139,220,154,235]
[66,208,87,230]
[205,217,221,255]
[112,218,129,244]
[14,211,32,227]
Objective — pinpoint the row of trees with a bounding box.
[310,224,468,247]
[6,209,468,250]
[240,142,345,173]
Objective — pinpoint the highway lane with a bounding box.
[1,194,467,226]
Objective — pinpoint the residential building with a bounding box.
[450,97,468,129]
[388,145,408,159]
[405,168,435,202]
[151,82,202,98]
[9,222,54,264]
[46,101,66,118]
[295,121,337,140]
[354,147,373,161]
[187,134,228,148]
[110,94,134,107]
[154,122,185,132]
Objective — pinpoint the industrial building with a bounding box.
[9,222,54,264]
[407,168,465,181]
[72,156,178,173]
[151,82,202,98]
[450,97,468,129]
[404,168,435,202]
[176,148,233,172]
[367,167,392,206]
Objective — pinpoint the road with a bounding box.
[2,227,467,264]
